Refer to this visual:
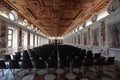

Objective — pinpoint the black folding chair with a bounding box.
[8,60,20,76]
[0,60,7,76]
[106,57,115,65]
[4,55,11,62]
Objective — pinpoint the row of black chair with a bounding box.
[0,44,115,69]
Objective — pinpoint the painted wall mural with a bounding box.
[74,34,77,44]
[80,31,82,44]
[108,22,120,48]
[28,31,30,46]
[88,27,90,45]
[78,33,80,44]
[0,20,7,57]
[92,28,99,46]
[100,21,106,47]
[0,20,6,48]
[83,32,87,45]
[19,28,22,46]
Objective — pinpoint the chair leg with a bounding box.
[10,69,15,76]
[1,69,4,76]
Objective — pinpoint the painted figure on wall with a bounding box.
[108,22,120,48]
[100,21,106,46]
[81,31,82,44]
[0,20,6,48]
[78,33,80,44]
[74,35,76,44]
[83,32,87,45]
[92,28,99,46]
[88,27,90,45]
[28,31,30,46]
[19,28,22,46]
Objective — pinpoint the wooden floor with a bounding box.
[0,62,120,80]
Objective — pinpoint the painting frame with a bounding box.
[107,21,120,48]
[83,31,87,45]
[92,28,99,46]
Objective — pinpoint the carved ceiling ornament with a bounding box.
[23,19,28,26]
[107,0,120,14]
[91,13,98,23]
[81,21,86,28]
[30,24,34,29]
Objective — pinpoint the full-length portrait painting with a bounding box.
[108,22,120,48]
[78,33,80,44]
[100,21,106,47]
[0,20,6,48]
[19,28,22,46]
[88,27,90,45]
[92,28,99,46]
[83,32,87,45]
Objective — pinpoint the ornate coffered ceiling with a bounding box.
[1,0,110,37]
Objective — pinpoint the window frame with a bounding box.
[7,29,13,48]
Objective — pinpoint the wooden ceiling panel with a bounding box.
[60,21,72,27]
[60,0,81,2]
[61,9,81,20]
[39,20,52,27]
[26,0,41,8]
[43,0,52,7]
[59,27,68,31]
[2,0,110,37]
[59,2,70,7]
[30,7,51,19]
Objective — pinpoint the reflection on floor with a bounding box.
[0,62,120,80]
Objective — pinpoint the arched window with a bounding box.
[9,10,18,21]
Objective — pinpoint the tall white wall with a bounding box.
[63,9,120,61]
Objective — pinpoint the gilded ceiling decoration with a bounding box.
[1,0,110,37]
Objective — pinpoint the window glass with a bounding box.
[8,41,12,47]
[8,29,13,34]
[8,35,12,40]
[8,29,13,47]
[9,13,15,21]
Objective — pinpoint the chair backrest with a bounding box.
[80,49,86,55]
[12,55,21,61]
[30,54,39,61]
[8,60,20,69]
[48,58,58,68]
[86,50,93,58]
[34,59,46,68]
[106,57,115,65]
[72,56,83,67]
[22,54,30,60]
[15,52,21,57]
[4,55,11,61]
[84,57,93,66]
[27,49,35,55]
[95,57,105,66]
[23,50,29,55]
[60,58,70,68]
[94,53,101,60]
[0,60,6,69]
[21,60,33,69]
